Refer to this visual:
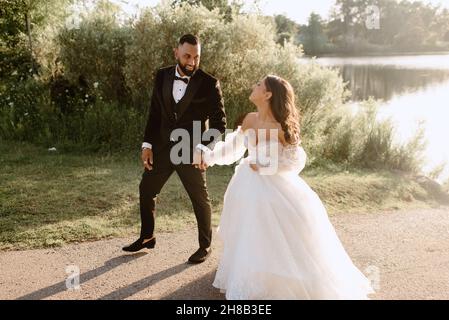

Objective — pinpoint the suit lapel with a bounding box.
[162,66,176,122]
[176,71,204,120]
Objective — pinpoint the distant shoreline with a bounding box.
[305,51,449,58]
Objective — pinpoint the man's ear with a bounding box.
[173,47,178,60]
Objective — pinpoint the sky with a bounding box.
[110,0,449,24]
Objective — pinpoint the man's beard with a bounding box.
[178,62,198,77]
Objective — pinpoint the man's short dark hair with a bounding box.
[179,34,200,46]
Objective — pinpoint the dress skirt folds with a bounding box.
[198,126,375,300]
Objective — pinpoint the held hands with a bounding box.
[142,147,207,171]
[142,148,153,171]
[193,149,208,171]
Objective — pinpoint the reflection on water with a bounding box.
[313,54,449,181]
[316,54,449,70]
[378,82,449,180]
[336,66,449,101]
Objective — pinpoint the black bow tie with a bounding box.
[175,76,189,84]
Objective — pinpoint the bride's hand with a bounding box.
[249,163,259,171]
[199,161,208,171]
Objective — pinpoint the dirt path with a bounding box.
[1,207,448,300]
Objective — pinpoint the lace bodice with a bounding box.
[197,126,307,175]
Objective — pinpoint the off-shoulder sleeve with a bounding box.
[251,144,308,176]
[196,126,247,167]
[277,146,307,174]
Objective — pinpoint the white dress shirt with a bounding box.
[173,66,190,103]
[142,65,191,150]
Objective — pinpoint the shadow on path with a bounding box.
[100,262,194,300]
[17,252,147,300]
[162,271,225,300]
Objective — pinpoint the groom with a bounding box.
[123,34,227,264]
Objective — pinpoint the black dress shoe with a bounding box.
[122,237,156,252]
[188,247,212,264]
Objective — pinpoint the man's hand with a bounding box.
[199,159,209,171]
[193,149,208,171]
[142,148,153,171]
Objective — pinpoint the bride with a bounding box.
[195,75,375,300]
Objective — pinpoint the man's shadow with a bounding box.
[17,253,148,300]
[99,262,194,300]
[161,271,225,300]
[18,252,224,300]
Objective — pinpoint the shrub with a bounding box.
[57,9,132,105]
[0,79,48,142]
[318,99,427,173]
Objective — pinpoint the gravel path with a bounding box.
[1,207,448,300]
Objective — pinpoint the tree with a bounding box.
[0,0,73,77]
[300,13,329,55]
[328,0,373,48]
[324,0,449,53]
[171,0,244,20]
[273,14,299,45]
[57,0,131,104]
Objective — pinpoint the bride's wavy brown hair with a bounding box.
[264,75,301,145]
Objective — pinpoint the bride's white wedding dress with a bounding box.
[198,126,375,300]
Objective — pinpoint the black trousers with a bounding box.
[138,146,212,249]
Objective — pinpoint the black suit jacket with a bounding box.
[143,66,226,162]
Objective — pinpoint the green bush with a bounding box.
[40,99,145,152]
[57,9,132,105]
[0,82,143,152]
[317,99,427,173]
[77,100,145,152]
[0,79,48,142]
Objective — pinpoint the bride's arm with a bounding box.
[196,126,247,166]
[277,146,307,174]
[195,113,255,167]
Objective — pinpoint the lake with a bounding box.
[313,54,449,182]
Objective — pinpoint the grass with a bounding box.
[0,140,444,251]
[304,166,435,214]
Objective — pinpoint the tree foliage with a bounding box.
[291,0,449,55]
